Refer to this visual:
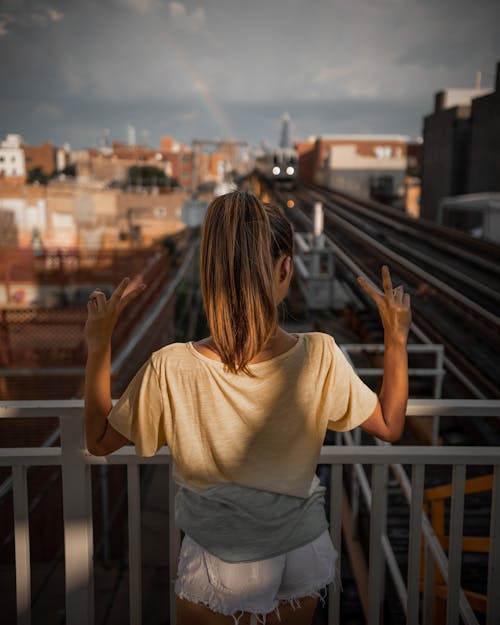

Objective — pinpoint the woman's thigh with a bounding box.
[176,595,319,625]
[176,596,252,625]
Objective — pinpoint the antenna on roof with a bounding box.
[279,113,291,149]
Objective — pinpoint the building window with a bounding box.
[374,146,393,159]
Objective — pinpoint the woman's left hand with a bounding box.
[84,277,146,352]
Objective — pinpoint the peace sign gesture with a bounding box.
[84,277,147,352]
[357,265,412,344]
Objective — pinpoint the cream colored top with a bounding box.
[107,332,377,498]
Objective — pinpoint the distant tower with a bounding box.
[100,129,111,149]
[127,123,136,146]
[279,113,291,149]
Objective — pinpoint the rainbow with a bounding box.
[166,38,235,140]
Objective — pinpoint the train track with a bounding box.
[296,183,500,325]
[258,179,497,623]
[263,180,500,400]
[302,180,500,274]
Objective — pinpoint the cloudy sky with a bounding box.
[0,0,499,149]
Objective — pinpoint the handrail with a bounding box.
[339,415,500,625]
[0,401,499,625]
[2,398,500,419]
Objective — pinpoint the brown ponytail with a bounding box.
[200,191,293,374]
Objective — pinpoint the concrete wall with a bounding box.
[421,62,500,222]
[420,106,470,221]
[0,183,187,250]
[0,195,47,247]
[320,168,406,201]
[468,87,500,193]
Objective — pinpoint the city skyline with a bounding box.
[0,0,499,149]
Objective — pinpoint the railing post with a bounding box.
[407,464,425,625]
[329,463,343,625]
[367,463,388,625]
[487,464,500,625]
[432,345,443,444]
[446,464,466,625]
[169,464,180,625]
[422,534,435,625]
[128,464,142,625]
[351,428,361,533]
[13,465,31,625]
[60,415,94,625]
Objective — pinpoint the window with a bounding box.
[374,146,393,159]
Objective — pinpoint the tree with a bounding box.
[27,167,51,185]
[127,165,174,188]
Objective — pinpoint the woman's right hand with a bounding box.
[84,277,146,353]
[357,265,412,344]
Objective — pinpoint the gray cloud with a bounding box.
[0,0,498,147]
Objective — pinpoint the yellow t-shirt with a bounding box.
[107,332,377,498]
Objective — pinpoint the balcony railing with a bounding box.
[1,399,499,625]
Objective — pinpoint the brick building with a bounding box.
[23,143,56,177]
[295,139,317,183]
[111,141,156,161]
[296,135,408,205]
[420,61,500,221]
[0,209,18,247]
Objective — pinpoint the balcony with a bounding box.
[1,399,499,625]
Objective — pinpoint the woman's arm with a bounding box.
[84,277,146,455]
[356,266,412,443]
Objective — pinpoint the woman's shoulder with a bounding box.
[150,341,194,369]
[301,331,336,349]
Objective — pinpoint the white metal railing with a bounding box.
[1,400,500,625]
[342,343,445,444]
[341,343,445,399]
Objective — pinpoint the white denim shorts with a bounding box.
[173,529,340,625]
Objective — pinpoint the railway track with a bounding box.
[263,180,500,401]
[303,181,500,275]
[295,184,500,327]
[256,180,499,623]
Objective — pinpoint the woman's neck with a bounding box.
[193,327,297,363]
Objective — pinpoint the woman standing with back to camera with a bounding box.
[84,191,411,625]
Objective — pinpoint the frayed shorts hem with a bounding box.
[176,577,338,624]
[173,529,341,625]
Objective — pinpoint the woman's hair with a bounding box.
[200,190,294,374]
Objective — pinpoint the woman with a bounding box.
[84,191,411,625]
